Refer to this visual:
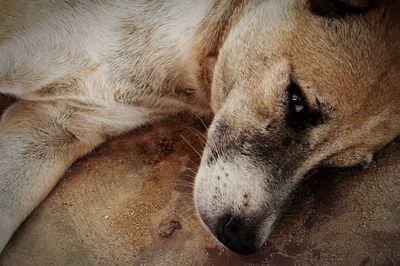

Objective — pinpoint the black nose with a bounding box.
[216,215,257,255]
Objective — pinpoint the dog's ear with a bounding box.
[308,0,380,18]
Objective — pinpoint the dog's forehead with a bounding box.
[215,1,399,121]
[287,3,400,113]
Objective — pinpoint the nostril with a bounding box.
[216,215,257,255]
[223,216,235,233]
[216,215,235,246]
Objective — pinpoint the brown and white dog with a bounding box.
[0,0,399,255]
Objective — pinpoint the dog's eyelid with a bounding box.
[287,75,325,112]
[311,96,330,120]
[286,79,329,118]
[316,97,322,108]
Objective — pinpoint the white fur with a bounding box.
[1,0,399,255]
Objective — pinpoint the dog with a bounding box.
[0,0,399,255]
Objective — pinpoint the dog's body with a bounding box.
[0,0,219,251]
[0,0,399,254]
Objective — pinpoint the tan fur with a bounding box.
[0,0,399,254]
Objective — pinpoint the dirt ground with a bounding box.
[0,94,399,265]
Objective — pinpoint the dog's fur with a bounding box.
[0,0,399,254]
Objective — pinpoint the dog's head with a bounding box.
[194,0,400,254]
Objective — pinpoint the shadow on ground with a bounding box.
[0,94,399,265]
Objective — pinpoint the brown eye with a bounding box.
[287,81,311,130]
[287,81,323,131]
[291,92,305,113]
[288,81,308,115]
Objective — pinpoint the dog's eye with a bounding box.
[291,91,305,113]
[287,81,316,130]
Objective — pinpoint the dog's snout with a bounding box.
[216,215,257,255]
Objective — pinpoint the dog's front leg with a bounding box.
[0,101,134,252]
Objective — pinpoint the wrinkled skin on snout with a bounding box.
[194,0,400,255]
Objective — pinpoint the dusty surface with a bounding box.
[0,94,399,265]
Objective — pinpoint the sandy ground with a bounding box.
[0,94,399,265]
